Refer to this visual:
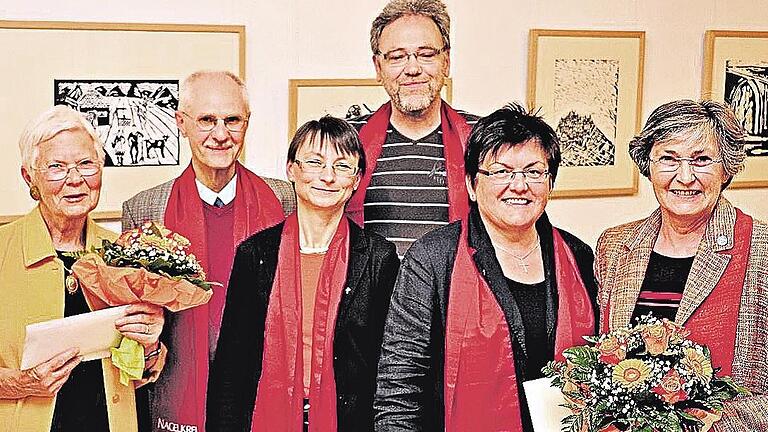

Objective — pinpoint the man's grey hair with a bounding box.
[178,70,250,113]
[19,105,105,175]
[370,0,450,54]
[629,99,746,187]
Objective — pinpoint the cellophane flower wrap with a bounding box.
[69,222,214,384]
[543,315,749,432]
[71,222,213,312]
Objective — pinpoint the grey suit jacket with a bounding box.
[122,176,296,231]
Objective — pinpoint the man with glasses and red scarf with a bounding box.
[122,70,295,432]
[347,0,477,258]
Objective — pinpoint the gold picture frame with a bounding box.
[527,29,644,198]
[703,30,768,189]
[0,20,245,223]
[288,78,452,139]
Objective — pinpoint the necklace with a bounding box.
[300,245,329,254]
[493,234,540,274]
[63,265,80,295]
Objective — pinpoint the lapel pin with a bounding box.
[716,235,728,246]
[345,287,352,295]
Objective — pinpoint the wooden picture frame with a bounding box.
[703,30,768,189]
[527,29,644,198]
[0,21,245,223]
[288,78,452,139]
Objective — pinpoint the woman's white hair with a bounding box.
[19,105,105,176]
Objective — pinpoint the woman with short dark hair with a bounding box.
[374,103,598,431]
[207,116,399,432]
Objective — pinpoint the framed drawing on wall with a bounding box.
[703,30,768,189]
[527,29,644,198]
[288,78,452,138]
[0,21,244,223]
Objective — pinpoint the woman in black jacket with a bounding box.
[207,116,399,432]
[374,103,599,431]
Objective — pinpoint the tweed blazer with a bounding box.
[595,198,768,431]
[121,175,296,231]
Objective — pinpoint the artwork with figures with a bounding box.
[553,58,619,167]
[54,79,180,167]
[724,61,768,157]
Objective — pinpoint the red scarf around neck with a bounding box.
[347,101,472,225]
[680,209,752,376]
[251,214,350,431]
[160,162,284,429]
[444,225,594,431]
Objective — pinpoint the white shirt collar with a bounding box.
[195,174,237,206]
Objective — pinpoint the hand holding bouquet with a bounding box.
[68,222,214,384]
[543,314,749,432]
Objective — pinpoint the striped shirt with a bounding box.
[631,252,695,322]
[349,109,478,257]
[363,126,448,257]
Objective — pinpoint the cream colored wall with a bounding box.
[2,0,767,244]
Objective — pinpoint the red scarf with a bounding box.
[251,214,350,431]
[347,101,472,225]
[682,209,752,376]
[444,225,594,431]
[160,162,284,429]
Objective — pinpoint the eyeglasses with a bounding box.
[180,111,248,132]
[295,159,359,177]
[34,159,102,182]
[649,155,723,173]
[477,167,551,185]
[377,46,447,68]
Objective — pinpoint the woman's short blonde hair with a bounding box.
[19,105,105,176]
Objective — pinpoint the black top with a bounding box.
[50,252,110,432]
[506,278,551,381]
[206,220,400,432]
[632,252,694,322]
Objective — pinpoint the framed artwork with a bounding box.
[0,21,244,223]
[527,29,645,198]
[703,30,768,189]
[287,78,452,139]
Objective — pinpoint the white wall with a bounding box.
[2,0,767,245]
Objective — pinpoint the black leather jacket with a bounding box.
[374,208,598,432]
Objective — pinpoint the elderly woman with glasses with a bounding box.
[374,103,598,432]
[596,99,768,430]
[206,116,399,432]
[0,106,164,432]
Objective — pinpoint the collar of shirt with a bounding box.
[195,174,237,206]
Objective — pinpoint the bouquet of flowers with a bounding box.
[543,314,749,432]
[68,222,213,384]
[71,222,214,312]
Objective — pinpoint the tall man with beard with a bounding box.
[122,70,295,432]
[347,0,477,257]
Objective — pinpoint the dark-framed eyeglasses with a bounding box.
[477,167,551,185]
[295,159,359,177]
[180,111,249,132]
[34,159,102,182]
[376,46,447,67]
[649,155,723,173]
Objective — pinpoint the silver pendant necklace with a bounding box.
[493,234,540,274]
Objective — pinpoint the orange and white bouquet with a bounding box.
[543,314,748,432]
[70,222,213,312]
